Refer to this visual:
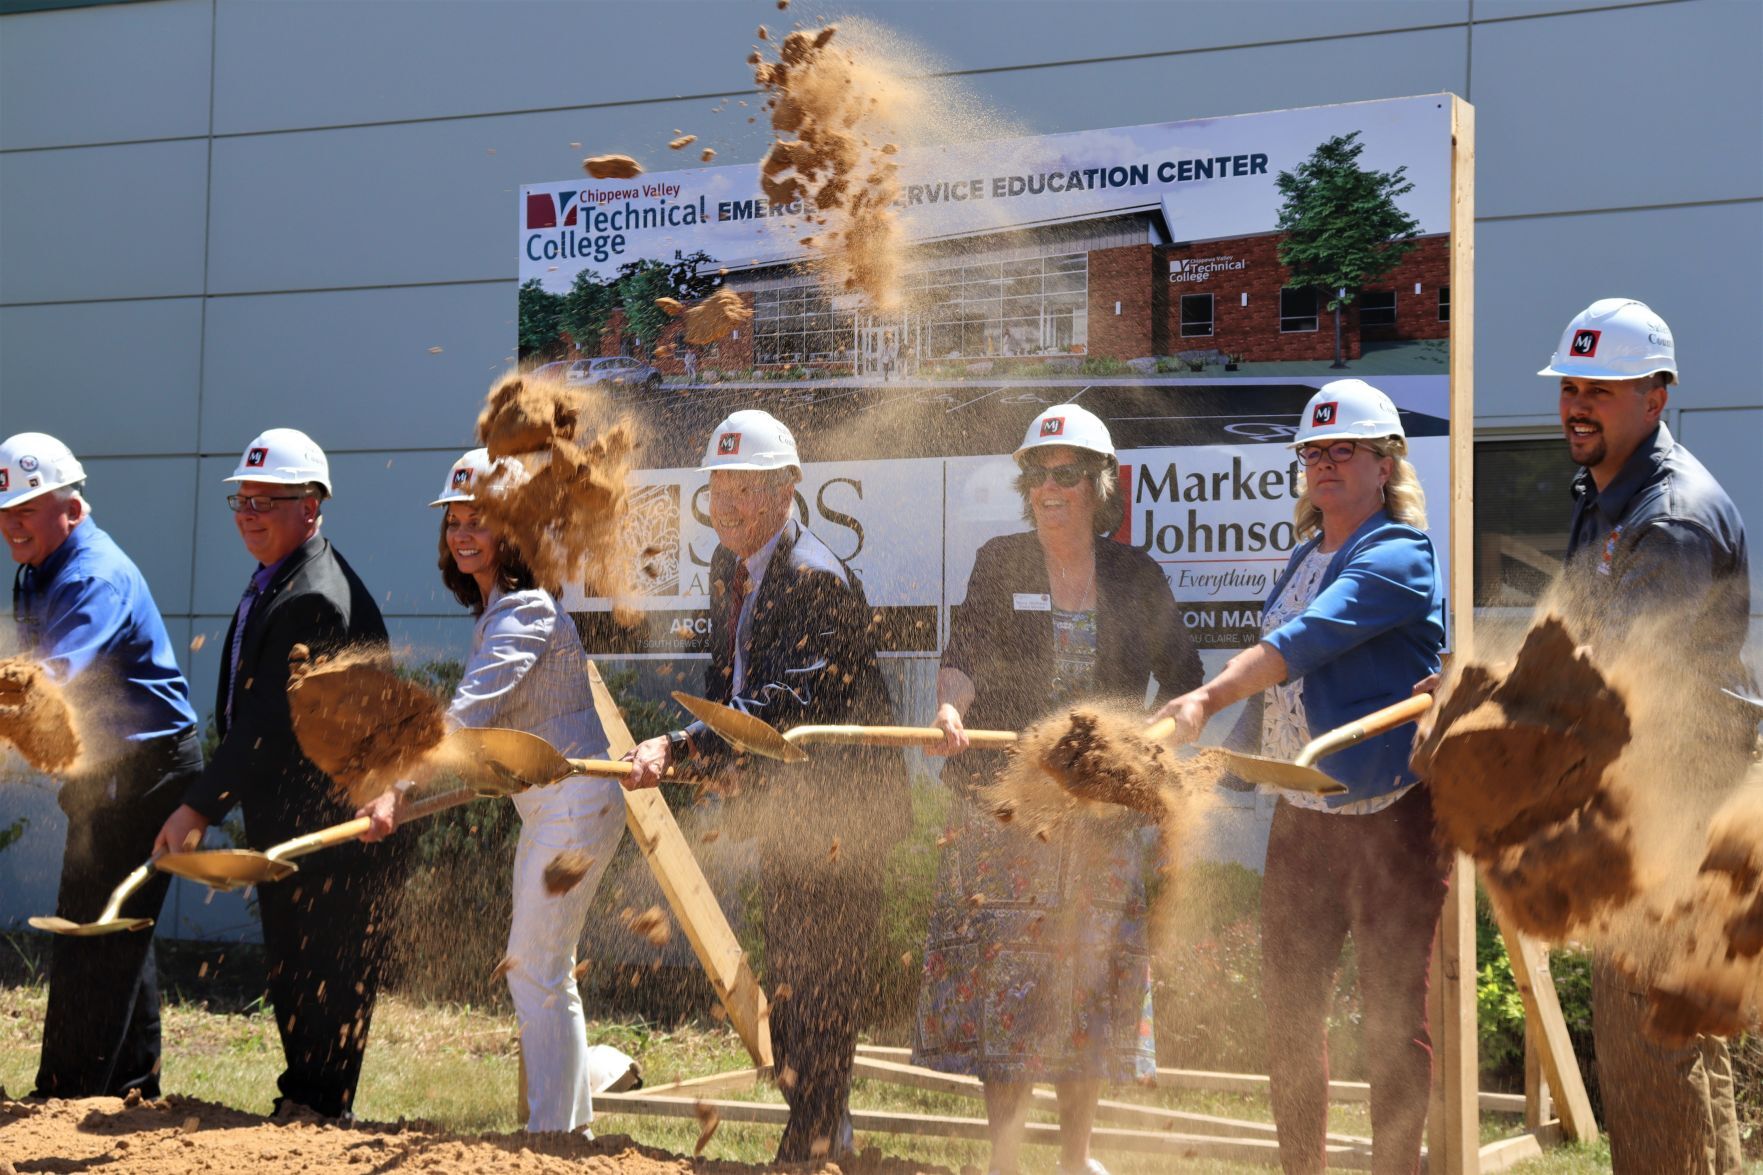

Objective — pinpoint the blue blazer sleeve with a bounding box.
[1262,526,1438,681]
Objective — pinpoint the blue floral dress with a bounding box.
[912,608,1157,1083]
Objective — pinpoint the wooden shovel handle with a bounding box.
[1294,693,1434,768]
[565,758,690,782]
[266,787,479,863]
[783,725,1019,750]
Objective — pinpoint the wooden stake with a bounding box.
[585,661,773,1069]
[1494,907,1598,1143]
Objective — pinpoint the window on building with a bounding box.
[1473,438,1577,608]
[1180,293,1214,338]
[1280,287,1319,333]
[914,253,1087,359]
[1360,290,1397,327]
[753,285,855,365]
[1438,286,1451,322]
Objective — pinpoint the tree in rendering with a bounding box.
[1275,132,1421,369]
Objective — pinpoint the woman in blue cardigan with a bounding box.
[1154,380,1446,1175]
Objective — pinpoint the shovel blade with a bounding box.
[1214,749,1349,796]
[438,727,567,791]
[671,692,808,763]
[155,849,298,889]
[29,915,153,936]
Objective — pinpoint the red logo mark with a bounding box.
[1312,402,1338,427]
[1039,417,1065,437]
[717,433,741,456]
[245,447,268,467]
[1571,329,1601,357]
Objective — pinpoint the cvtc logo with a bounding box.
[525,191,580,229]
[1311,402,1338,427]
[1039,417,1065,438]
[1571,329,1601,357]
[717,433,742,456]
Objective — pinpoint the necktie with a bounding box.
[225,579,261,725]
[727,562,751,678]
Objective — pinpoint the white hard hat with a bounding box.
[429,447,526,507]
[699,410,800,474]
[0,432,86,510]
[1014,403,1116,466]
[430,447,493,507]
[224,428,331,496]
[1291,380,1404,448]
[1538,298,1677,381]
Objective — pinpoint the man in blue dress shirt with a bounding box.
[1,432,203,1099]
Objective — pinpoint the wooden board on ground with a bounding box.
[586,660,772,1070]
[850,1055,1370,1146]
[594,1094,1375,1169]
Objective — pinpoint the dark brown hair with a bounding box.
[437,514,538,614]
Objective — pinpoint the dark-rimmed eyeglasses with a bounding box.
[1295,441,1362,467]
[1020,465,1088,488]
[226,493,304,514]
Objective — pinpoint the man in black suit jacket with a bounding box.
[156,428,404,1120]
[629,409,909,1163]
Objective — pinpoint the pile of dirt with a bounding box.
[286,643,447,808]
[0,1092,951,1173]
[752,25,903,310]
[473,372,642,617]
[0,655,81,773]
[1412,614,1640,939]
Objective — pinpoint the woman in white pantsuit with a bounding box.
[365,448,632,1132]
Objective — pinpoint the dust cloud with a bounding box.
[286,642,447,808]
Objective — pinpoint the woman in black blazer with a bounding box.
[911,404,1200,1175]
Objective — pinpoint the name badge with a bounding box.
[1013,592,1052,612]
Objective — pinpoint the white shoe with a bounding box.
[1058,1161,1109,1175]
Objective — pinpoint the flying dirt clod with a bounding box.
[0,656,80,774]
[286,644,447,808]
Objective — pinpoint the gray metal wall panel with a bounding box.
[0,140,210,303]
[0,299,204,454]
[203,106,773,293]
[1470,1,1763,217]
[1474,201,1763,421]
[1676,406,1763,614]
[77,455,202,620]
[1474,0,1684,19]
[208,0,1466,135]
[964,28,1467,136]
[198,284,515,451]
[0,0,211,150]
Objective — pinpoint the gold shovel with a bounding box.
[155,785,489,891]
[1204,693,1435,795]
[29,860,157,936]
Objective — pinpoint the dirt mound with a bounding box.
[473,372,641,615]
[0,1091,951,1173]
[286,643,447,807]
[682,287,753,346]
[1412,614,1641,938]
[0,655,81,772]
[752,25,903,310]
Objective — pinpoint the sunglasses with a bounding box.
[1295,441,1363,467]
[1020,464,1089,488]
[226,493,305,513]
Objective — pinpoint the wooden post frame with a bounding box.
[585,660,773,1070]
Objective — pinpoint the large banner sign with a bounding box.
[527,95,1461,665]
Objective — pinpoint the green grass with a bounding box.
[0,981,1612,1173]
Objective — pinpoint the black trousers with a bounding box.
[255,838,409,1118]
[761,841,884,1163]
[34,727,202,1099]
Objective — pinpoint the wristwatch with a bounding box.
[666,729,693,763]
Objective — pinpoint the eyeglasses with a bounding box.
[1020,465,1088,488]
[1295,441,1363,467]
[226,493,304,513]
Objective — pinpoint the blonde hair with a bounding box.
[1294,436,1426,541]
